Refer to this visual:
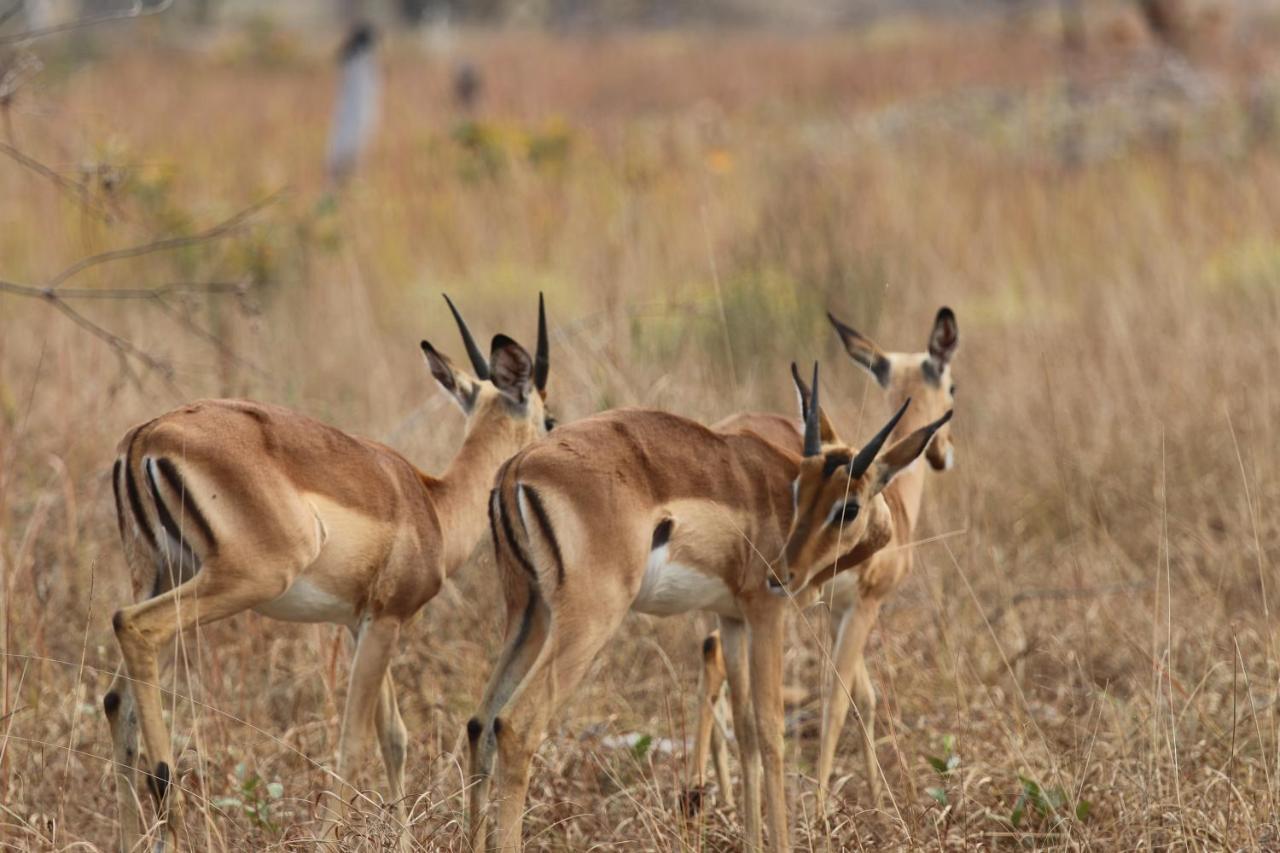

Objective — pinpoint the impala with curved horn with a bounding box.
[692,307,959,813]
[466,362,944,852]
[103,295,552,852]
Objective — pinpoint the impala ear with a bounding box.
[927,307,958,374]
[872,410,953,494]
[489,334,535,405]
[828,311,891,388]
[790,362,838,445]
[422,340,478,413]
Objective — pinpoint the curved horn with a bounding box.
[534,292,549,393]
[442,294,490,380]
[803,362,821,457]
[849,397,910,477]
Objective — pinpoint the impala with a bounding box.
[103,295,552,851]
[466,363,952,852]
[690,307,959,811]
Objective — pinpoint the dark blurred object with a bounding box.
[1059,0,1086,52]
[327,21,380,186]
[1140,0,1192,52]
[453,61,481,112]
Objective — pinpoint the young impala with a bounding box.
[466,363,952,852]
[103,295,552,851]
[690,307,959,811]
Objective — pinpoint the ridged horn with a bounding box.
[849,397,911,477]
[534,292,549,393]
[442,294,490,380]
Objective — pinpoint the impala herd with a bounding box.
[102,294,957,851]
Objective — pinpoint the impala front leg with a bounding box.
[817,595,884,810]
[374,672,410,851]
[323,616,401,844]
[720,618,762,850]
[102,665,142,853]
[747,602,789,853]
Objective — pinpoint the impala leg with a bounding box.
[711,694,735,809]
[720,618,762,851]
[323,616,401,842]
[102,665,142,853]
[817,595,884,810]
[491,600,628,852]
[468,586,551,851]
[374,671,410,850]
[112,567,284,851]
[684,629,728,816]
[747,603,790,853]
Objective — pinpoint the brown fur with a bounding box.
[103,305,550,852]
[467,389,931,852]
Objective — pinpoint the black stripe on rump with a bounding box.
[124,429,157,551]
[498,483,538,582]
[154,458,217,553]
[112,459,128,543]
[519,485,565,587]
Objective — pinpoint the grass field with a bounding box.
[3,6,1280,849]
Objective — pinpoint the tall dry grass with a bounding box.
[2,10,1280,850]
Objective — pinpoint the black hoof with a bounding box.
[679,785,706,818]
[147,761,171,804]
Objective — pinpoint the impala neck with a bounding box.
[883,398,931,536]
[432,417,528,576]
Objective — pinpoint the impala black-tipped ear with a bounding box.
[490,334,534,405]
[422,340,477,413]
[874,409,953,492]
[534,292,549,395]
[927,306,958,373]
[829,311,891,388]
[849,397,910,478]
[443,294,490,380]
[803,362,822,457]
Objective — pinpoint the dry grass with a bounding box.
[3,9,1280,850]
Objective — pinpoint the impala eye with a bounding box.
[825,500,860,528]
[950,383,957,397]
[543,414,558,432]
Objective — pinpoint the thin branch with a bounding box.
[0,141,115,222]
[0,0,174,46]
[47,189,282,290]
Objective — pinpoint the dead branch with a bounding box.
[0,141,115,222]
[0,191,282,395]
[47,189,281,291]
[0,0,174,46]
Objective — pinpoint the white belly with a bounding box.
[254,577,356,624]
[632,545,739,618]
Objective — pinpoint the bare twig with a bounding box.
[0,141,115,222]
[47,189,282,291]
[0,0,174,46]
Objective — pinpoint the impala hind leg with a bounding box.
[374,671,410,850]
[490,597,630,851]
[103,665,142,853]
[467,586,551,851]
[112,566,289,850]
[683,629,730,816]
[720,618,763,850]
[816,596,884,811]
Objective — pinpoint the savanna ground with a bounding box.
[3,3,1280,849]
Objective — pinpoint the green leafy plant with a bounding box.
[924,734,960,806]
[1010,774,1091,829]
[213,763,284,832]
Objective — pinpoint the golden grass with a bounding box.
[2,13,1280,850]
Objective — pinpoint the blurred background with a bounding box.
[2,0,1279,848]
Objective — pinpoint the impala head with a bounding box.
[421,293,553,439]
[829,306,959,471]
[771,363,952,595]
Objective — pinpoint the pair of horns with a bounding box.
[442,293,549,391]
[801,359,911,476]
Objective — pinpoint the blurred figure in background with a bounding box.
[327,21,380,187]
